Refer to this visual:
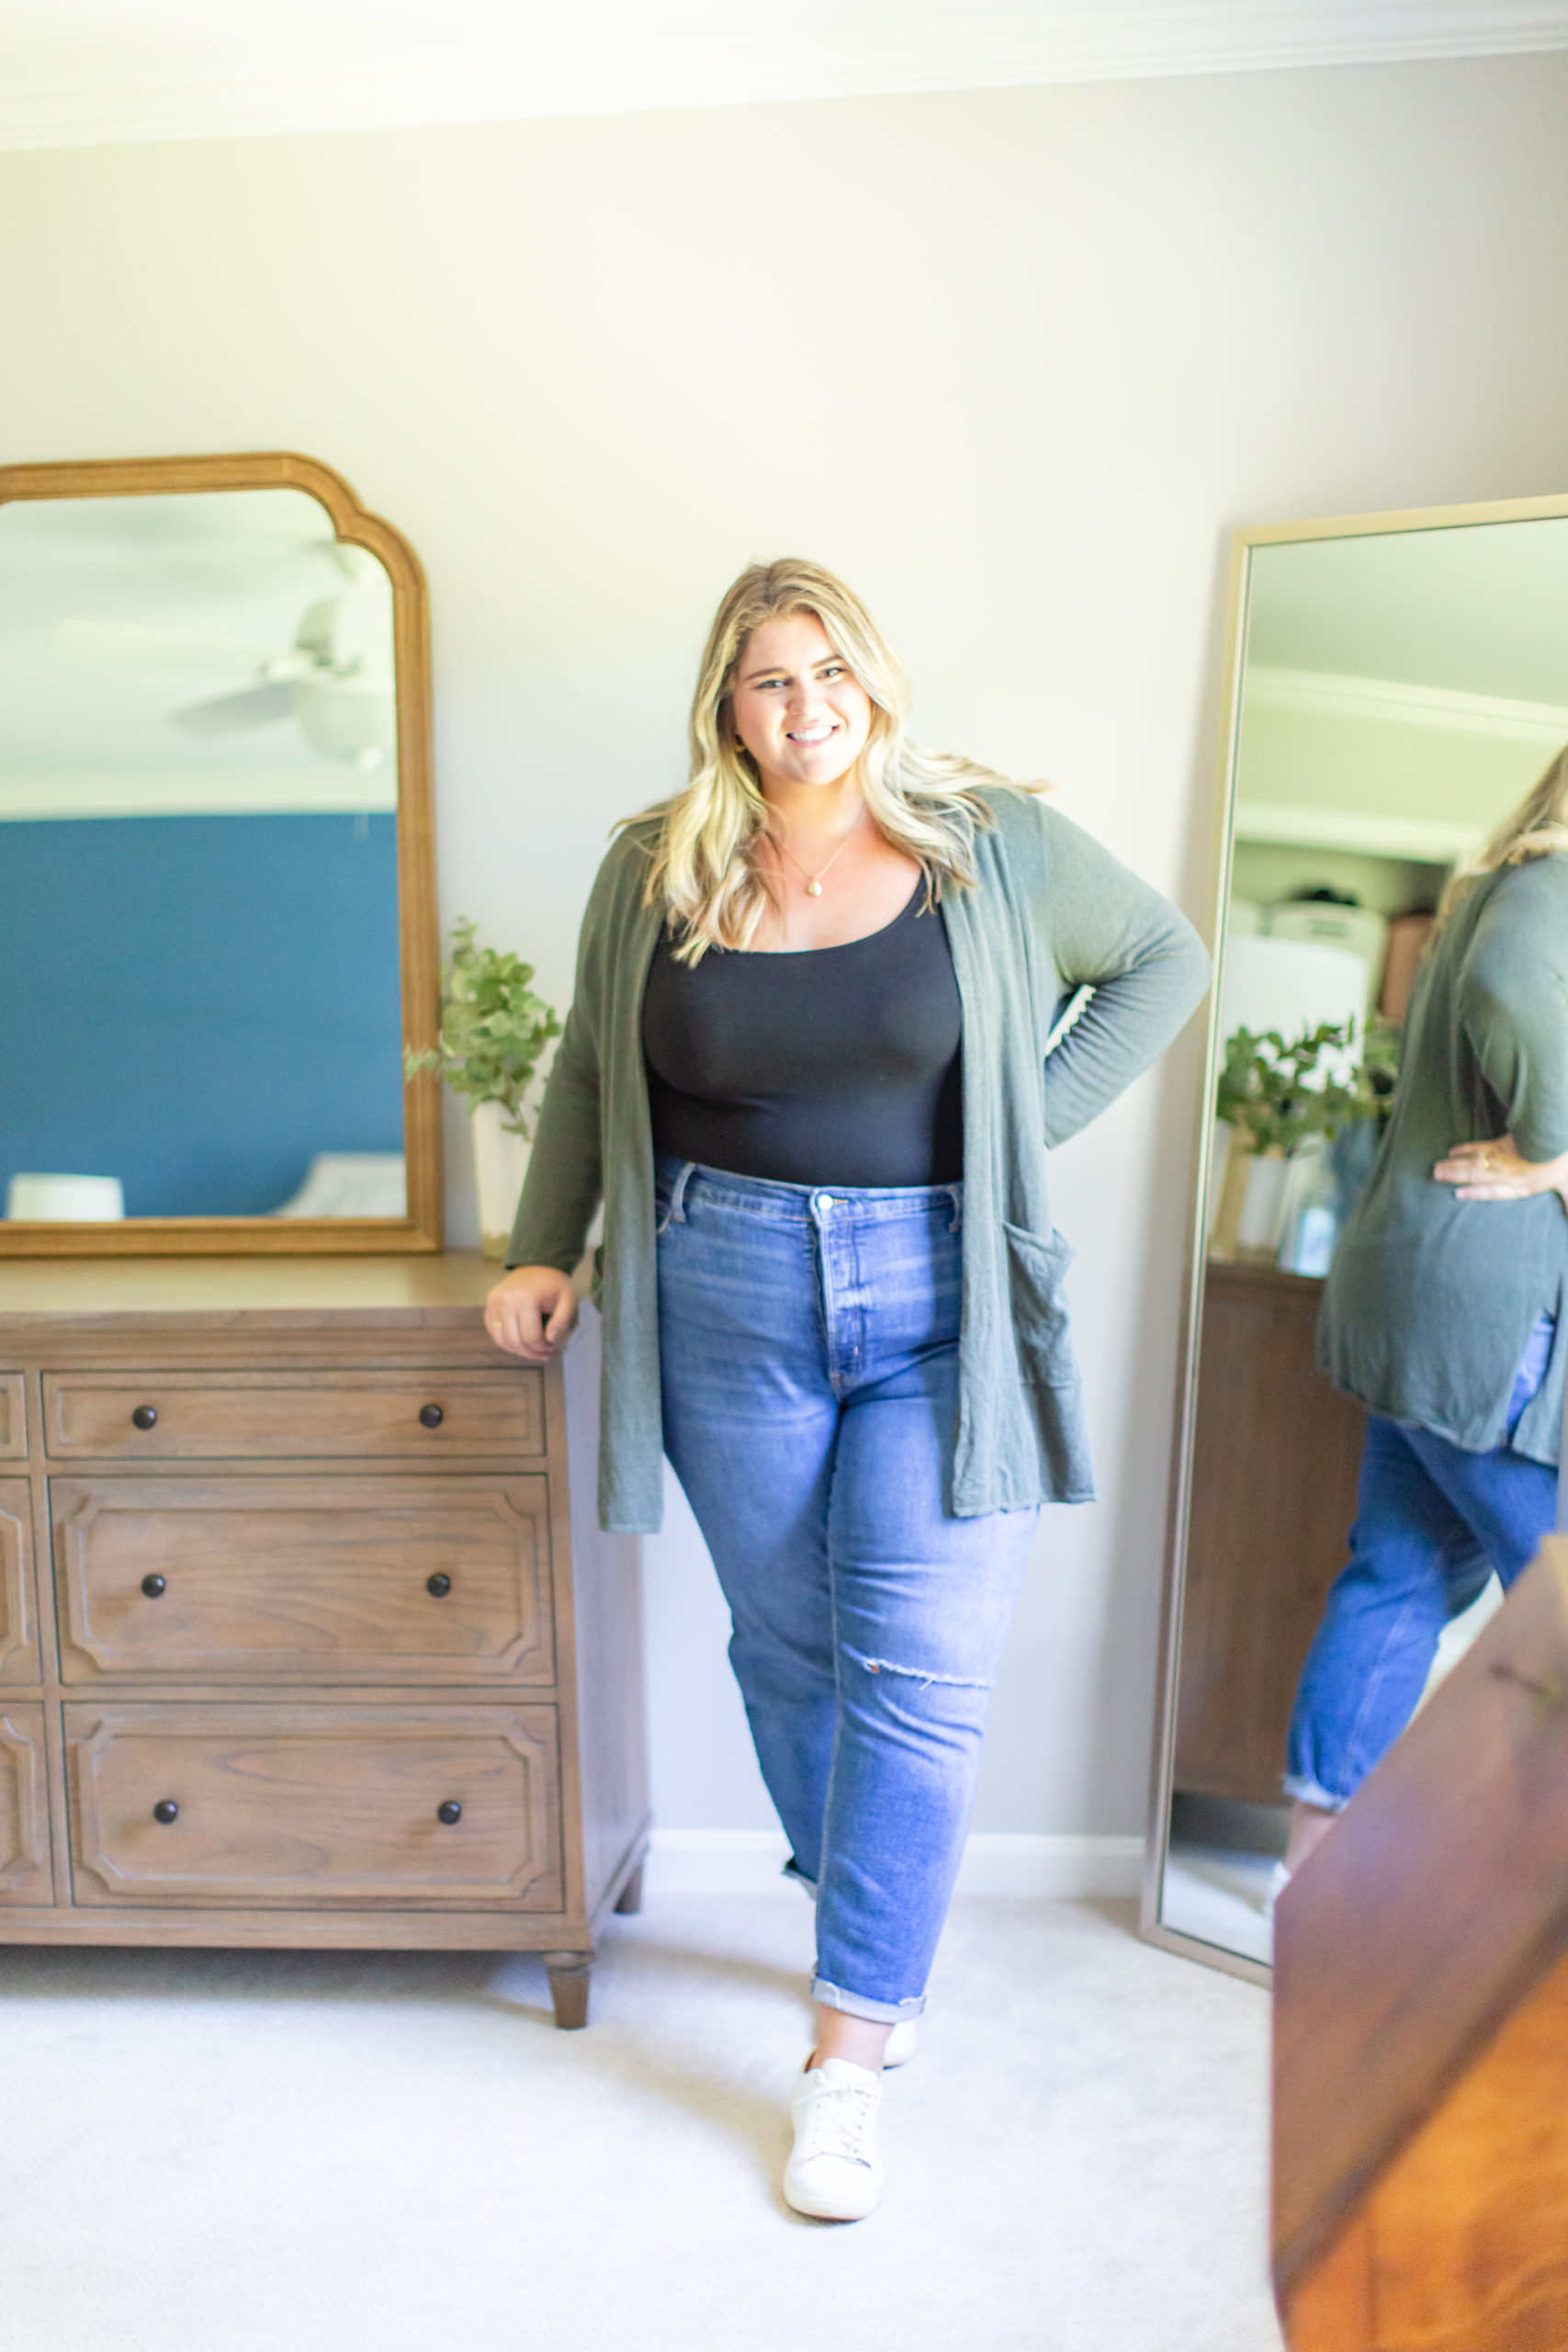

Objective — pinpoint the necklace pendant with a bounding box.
[806,879,823,897]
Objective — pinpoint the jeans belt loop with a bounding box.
[666,1159,696,1227]
[946,1183,963,1234]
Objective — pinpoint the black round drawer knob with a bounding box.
[436,1800,462,1826]
[131,1405,158,1430]
[426,1572,453,1598]
[419,1403,444,1430]
[141,1574,167,1599]
[152,1799,179,1825]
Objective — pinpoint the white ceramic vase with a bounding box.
[1235,1149,1292,1256]
[470,1100,531,1261]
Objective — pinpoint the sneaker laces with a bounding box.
[800,2073,877,2167]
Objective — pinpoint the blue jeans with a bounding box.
[654,1155,1038,2024]
[1285,1329,1557,1810]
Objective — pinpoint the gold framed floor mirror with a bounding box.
[1143,490,1568,1984]
[0,450,441,1256]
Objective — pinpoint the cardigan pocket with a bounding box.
[1000,1220,1078,1388]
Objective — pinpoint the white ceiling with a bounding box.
[0,491,399,816]
[1,0,1566,151]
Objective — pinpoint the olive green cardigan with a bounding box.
[1320,854,1568,1465]
[510,789,1210,1532]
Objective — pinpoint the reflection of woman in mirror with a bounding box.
[483,560,1207,2218]
[1283,745,1568,1883]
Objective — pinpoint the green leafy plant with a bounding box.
[1215,1018,1390,1158]
[404,919,560,1137]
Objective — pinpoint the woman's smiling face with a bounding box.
[729,612,874,797]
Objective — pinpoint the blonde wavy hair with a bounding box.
[632,559,1027,961]
[1432,741,1568,940]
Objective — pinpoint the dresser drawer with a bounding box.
[0,1705,51,1903]
[0,1376,23,1461]
[0,1483,40,1684]
[42,1370,543,1462]
[52,1476,555,1685]
[65,1703,563,1907]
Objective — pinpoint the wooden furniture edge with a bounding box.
[0,1909,603,1949]
[1273,1540,1568,2297]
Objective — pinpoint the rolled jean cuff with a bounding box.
[812,1977,925,2025]
[1281,1774,1350,1814]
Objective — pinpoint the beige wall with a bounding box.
[5,53,1568,1842]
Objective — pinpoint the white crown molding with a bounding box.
[1246,664,1568,746]
[2,2,1567,153]
[1233,797,1483,862]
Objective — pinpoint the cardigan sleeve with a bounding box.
[503,844,626,1273]
[504,993,603,1273]
[1456,854,1568,1167]
[1033,808,1211,1150]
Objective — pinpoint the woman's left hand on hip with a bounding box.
[1433,1132,1568,1205]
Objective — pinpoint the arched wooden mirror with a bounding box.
[0,451,440,1255]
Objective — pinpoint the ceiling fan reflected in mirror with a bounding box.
[51,543,396,772]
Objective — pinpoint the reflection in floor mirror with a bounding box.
[1145,493,1568,1979]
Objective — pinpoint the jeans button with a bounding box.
[815,1193,834,1214]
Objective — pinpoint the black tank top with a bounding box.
[641,884,964,1189]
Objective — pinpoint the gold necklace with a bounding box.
[771,814,863,898]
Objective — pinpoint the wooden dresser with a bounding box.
[0,1255,648,2028]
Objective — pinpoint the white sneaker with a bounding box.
[784,2059,886,2221]
[882,2014,919,2067]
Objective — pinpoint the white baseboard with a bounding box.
[645,1828,1145,1900]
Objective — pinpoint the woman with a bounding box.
[1284,748,1568,1882]
[485,560,1207,2219]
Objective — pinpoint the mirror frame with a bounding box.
[1141,488,1568,1985]
[0,449,441,1256]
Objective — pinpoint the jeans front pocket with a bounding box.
[1000,1219,1078,1388]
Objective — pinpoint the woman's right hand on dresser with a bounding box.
[484,1266,580,1361]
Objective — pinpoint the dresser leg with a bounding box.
[613,1860,645,1916]
[545,1951,592,2030]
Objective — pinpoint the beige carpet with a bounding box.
[1,1896,1281,2352]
